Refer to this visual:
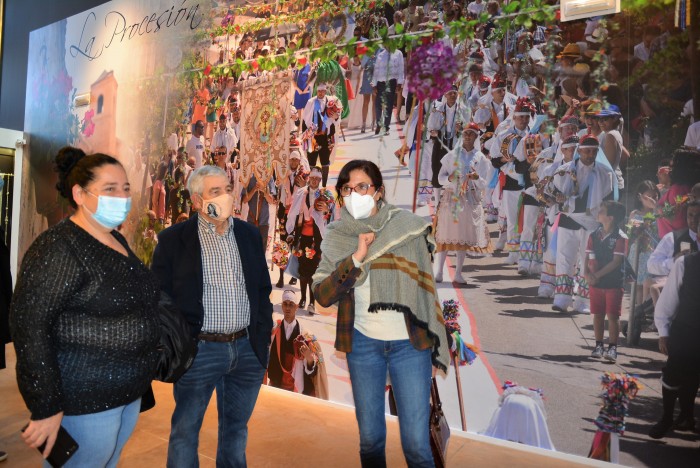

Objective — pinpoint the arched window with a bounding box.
[97,95,104,114]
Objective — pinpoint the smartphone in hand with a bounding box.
[22,423,79,467]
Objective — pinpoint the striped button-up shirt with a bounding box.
[198,215,250,333]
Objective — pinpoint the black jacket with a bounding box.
[152,213,273,367]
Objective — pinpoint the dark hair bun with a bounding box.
[55,146,86,200]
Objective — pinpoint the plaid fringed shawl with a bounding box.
[313,203,450,371]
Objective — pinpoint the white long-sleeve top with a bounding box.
[211,127,238,157]
[654,256,685,337]
[351,258,410,342]
[647,230,698,277]
[371,48,405,86]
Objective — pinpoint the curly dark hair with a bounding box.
[55,146,122,208]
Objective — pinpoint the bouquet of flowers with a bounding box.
[659,194,689,219]
[314,188,335,216]
[305,246,317,259]
[406,41,460,101]
[294,332,323,363]
[271,241,290,270]
[625,212,656,247]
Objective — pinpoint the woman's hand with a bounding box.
[22,412,63,458]
[353,232,375,263]
[658,336,669,355]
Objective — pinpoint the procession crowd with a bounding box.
[3,0,700,467]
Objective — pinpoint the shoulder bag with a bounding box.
[429,377,451,468]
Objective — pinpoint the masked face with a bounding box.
[343,192,377,220]
[202,193,234,220]
[198,175,234,221]
[85,191,132,229]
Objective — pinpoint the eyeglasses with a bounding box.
[340,183,374,196]
[215,151,227,156]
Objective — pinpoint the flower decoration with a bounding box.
[442,299,478,366]
[294,249,303,257]
[660,195,689,219]
[502,380,544,398]
[593,372,642,435]
[271,241,290,269]
[81,109,95,138]
[442,299,461,334]
[305,246,317,259]
[406,41,460,101]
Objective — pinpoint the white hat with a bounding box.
[289,150,302,160]
[282,290,297,302]
[317,83,328,91]
[309,166,322,175]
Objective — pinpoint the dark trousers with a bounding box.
[375,79,397,130]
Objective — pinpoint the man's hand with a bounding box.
[659,336,669,355]
[353,232,376,263]
[22,412,63,458]
[300,344,315,364]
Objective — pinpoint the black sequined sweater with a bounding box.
[10,219,160,419]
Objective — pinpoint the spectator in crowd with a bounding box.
[651,208,700,438]
[584,201,628,362]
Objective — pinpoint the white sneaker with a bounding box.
[591,343,604,359]
[603,346,618,363]
[517,268,529,276]
[435,271,443,283]
[307,303,315,315]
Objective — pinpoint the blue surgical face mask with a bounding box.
[85,191,132,229]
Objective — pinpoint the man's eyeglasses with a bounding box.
[340,183,374,196]
[215,151,227,156]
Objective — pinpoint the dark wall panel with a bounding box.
[0,0,109,131]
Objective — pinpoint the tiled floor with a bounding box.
[0,347,607,467]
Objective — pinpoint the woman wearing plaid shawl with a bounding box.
[313,160,449,468]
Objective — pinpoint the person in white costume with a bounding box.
[489,97,535,264]
[434,123,493,284]
[550,134,614,312]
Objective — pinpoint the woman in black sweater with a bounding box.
[10,147,160,466]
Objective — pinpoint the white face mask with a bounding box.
[343,192,376,220]
[202,193,234,220]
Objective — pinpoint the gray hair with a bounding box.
[187,165,228,195]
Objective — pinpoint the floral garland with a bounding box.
[593,372,642,435]
[272,241,290,269]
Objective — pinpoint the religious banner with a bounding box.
[238,70,293,186]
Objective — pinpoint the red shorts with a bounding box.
[589,287,623,317]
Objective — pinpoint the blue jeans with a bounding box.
[167,336,266,468]
[346,329,434,468]
[46,398,141,468]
